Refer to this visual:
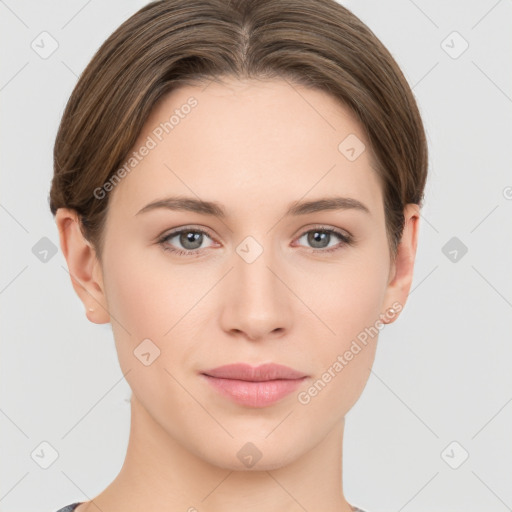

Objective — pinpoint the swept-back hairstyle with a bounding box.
[49,0,428,262]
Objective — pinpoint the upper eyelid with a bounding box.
[162,226,215,241]
[162,224,347,236]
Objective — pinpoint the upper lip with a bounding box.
[201,363,307,382]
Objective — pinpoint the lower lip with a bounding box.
[201,374,307,408]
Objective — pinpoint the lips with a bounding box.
[201,363,307,381]
[200,363,309,408]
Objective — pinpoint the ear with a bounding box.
[381,203,420,324]
[55,208,110,324]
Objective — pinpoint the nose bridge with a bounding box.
[235,234,281,305]
[220,233,291,338]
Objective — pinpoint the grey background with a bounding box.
[1,1,511,511]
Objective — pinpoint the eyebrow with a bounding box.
[136,195,371,217]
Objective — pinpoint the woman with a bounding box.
[50,0,428,510]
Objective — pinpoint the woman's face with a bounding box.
[64,78,417,470]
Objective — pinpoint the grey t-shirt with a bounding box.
[55,503,368,512]
[55,505,82,512]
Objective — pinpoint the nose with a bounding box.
[218,241,293,342]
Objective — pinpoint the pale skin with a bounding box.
[56,77,420,512]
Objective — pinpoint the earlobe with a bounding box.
[381,203,421,324]
[55,208,110,324]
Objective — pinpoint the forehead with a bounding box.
[107,77,383,220]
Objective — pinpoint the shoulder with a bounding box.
[54,502,83,512]
[54,502,366,512]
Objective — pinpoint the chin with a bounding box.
[190,433,306,472]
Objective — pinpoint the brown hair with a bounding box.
[49,0,428,262]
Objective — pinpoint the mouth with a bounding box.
[201,362,308,381]
[200,363,309,408]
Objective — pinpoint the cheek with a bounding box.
[102,244,213,368]
[104,259,162,336]
[309,247,389,345]
[300,248,389,409]
[103,241,189,332]
[102,247,200,403]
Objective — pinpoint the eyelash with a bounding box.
[157,225,353,257]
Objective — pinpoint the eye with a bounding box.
[295,226,353,254]
[157,225,353,258]
[158,227,216,257]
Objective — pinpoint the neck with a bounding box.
[82,394,355,512]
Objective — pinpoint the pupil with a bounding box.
[182,231,202,249]
[310,231,328,248]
